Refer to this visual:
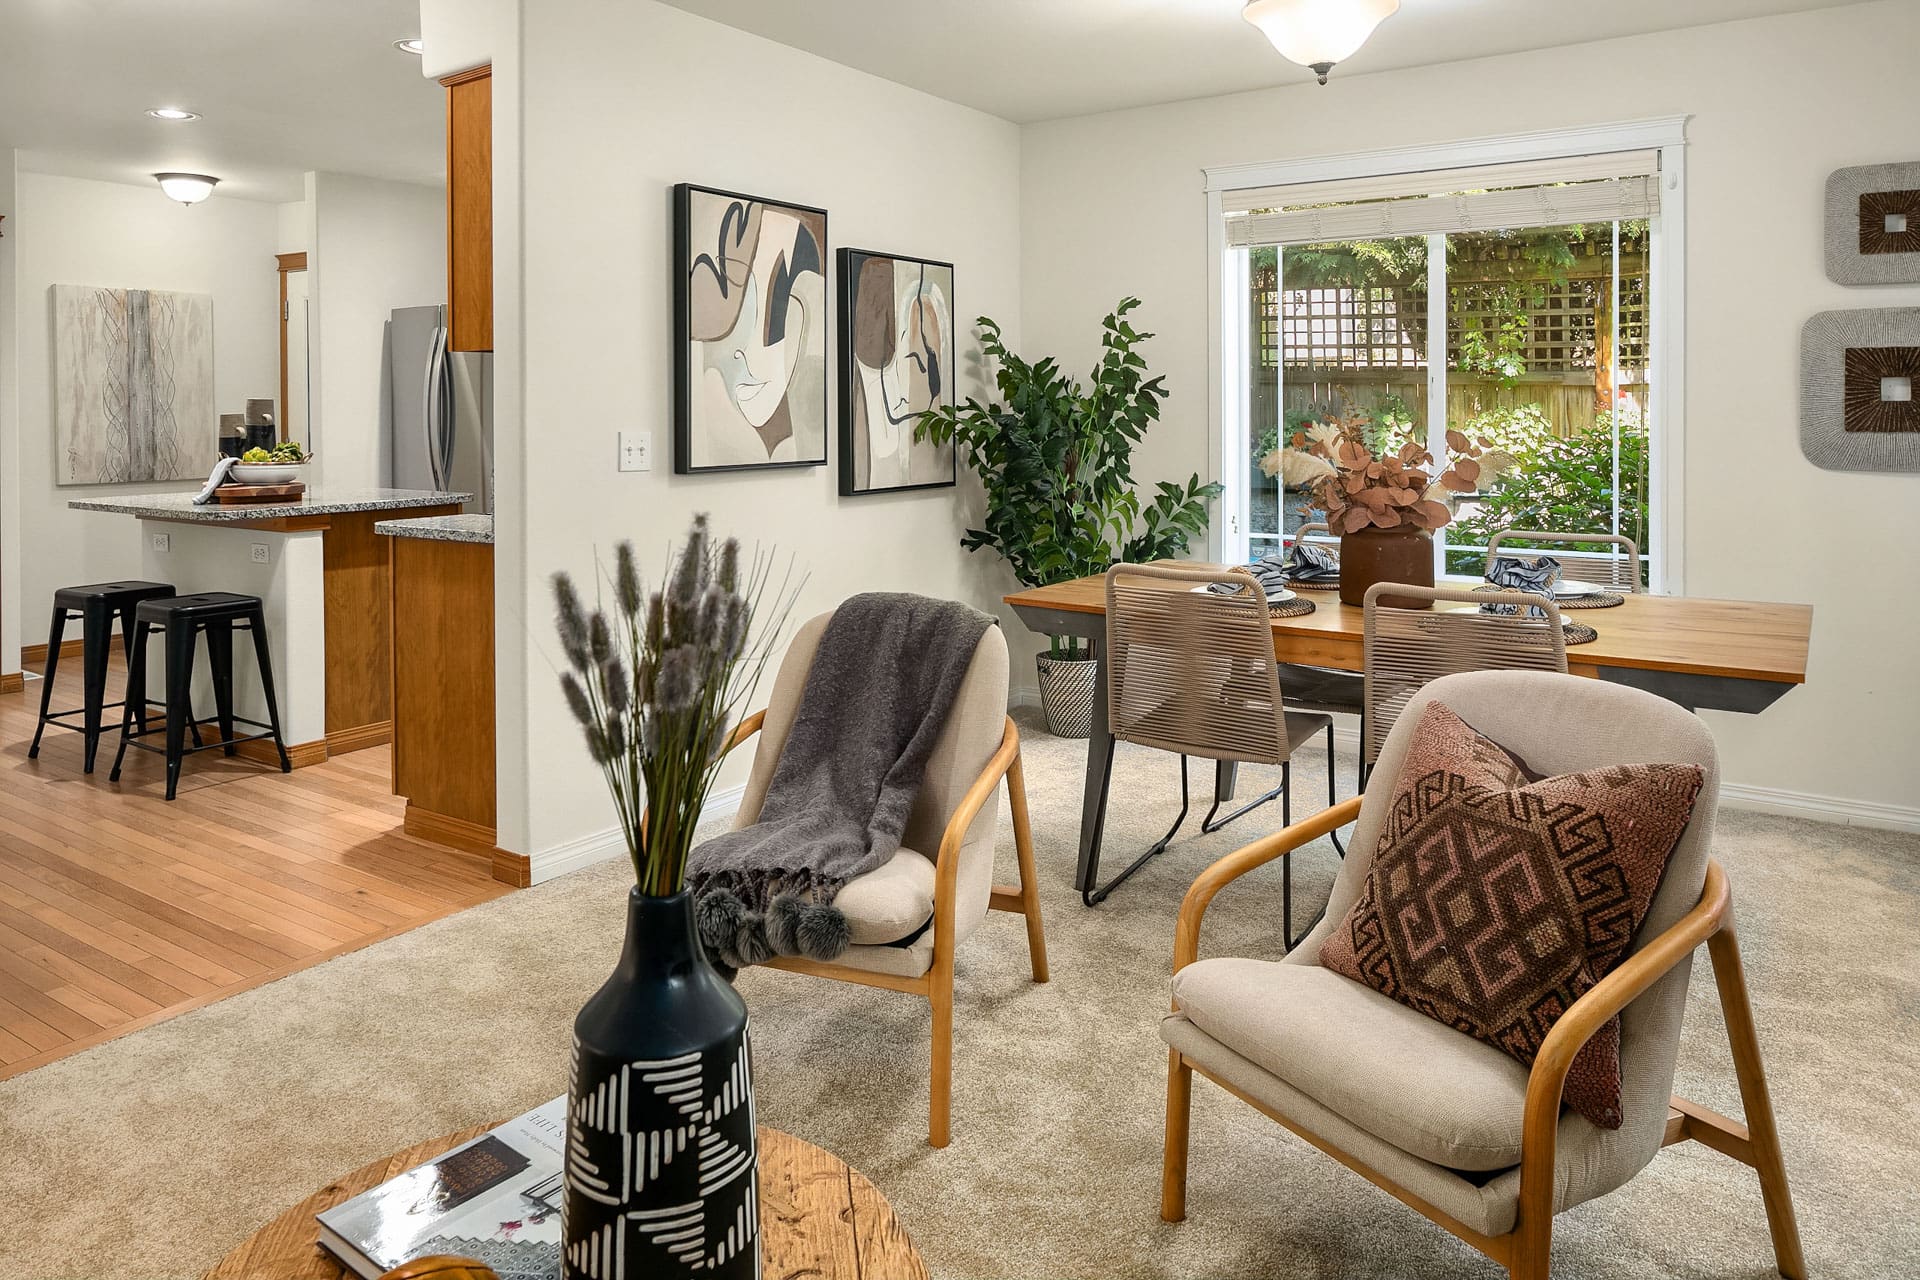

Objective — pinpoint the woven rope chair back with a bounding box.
[1485,529,1643,593]
[1104,561,1291,766]
[1293,521,1340,553]
[1362,582,1569,766]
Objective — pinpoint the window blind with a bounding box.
[1223,150,1661,248]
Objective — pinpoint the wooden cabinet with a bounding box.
[443,66,492,352]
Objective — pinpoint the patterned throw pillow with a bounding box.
[1318,701,1704,1130]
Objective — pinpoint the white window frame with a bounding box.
[1204,117,1689,594]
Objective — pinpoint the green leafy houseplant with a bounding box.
[551,515,794,896]
[914,298,1222,660]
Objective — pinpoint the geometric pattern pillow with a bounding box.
[1318,701,1703,1130]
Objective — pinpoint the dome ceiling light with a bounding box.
[1242,0,1401,85]
[154,172,219,205]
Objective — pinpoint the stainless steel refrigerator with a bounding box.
[384,304,492,513]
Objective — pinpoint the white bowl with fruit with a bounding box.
[231,442,310,485]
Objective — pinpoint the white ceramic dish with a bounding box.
[230,461,304,486]
[1192,584,1295,603]
[1553,578,1606,598]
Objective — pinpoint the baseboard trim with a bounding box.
[1719,782,1920,835]
[326,721,392,755]
[0,672,21,695]
[211,728,328,771]
[520,782,748,886]
[403,801,503,862]
[22,637,86,666]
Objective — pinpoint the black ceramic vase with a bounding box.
[563,888,758,1280]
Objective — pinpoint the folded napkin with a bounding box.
[1281,539,1340,582]
[1207,553,1291,599]
[1482,553,1561,618]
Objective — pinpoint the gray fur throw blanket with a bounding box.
[688,593,993,976]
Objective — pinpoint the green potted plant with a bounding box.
[916,297,1219,737]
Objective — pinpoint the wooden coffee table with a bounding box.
[203,1124,927,1280]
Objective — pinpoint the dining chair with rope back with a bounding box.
[1362,582,1570,777]
[1274,520,1367,800]
[1485,529,1644,594]
[1084,562,1342,940]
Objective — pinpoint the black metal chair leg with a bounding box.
[1201,768,1287,834]
[110,620,149,783]
[78,599,114,773]
[245,611,291,772]
[1327,722,1347,859]
[162,620,198,801]
[1084,750,1191,906]
[205,619,237,757]
[28,606,68,759]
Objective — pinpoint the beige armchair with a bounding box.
[720,612,1049,1148]
[1159,669,1803,1279]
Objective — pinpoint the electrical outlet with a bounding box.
[149,532,170,553]
[250,543,271,565]
[618,429,652,473]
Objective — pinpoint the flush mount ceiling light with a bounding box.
[146,106,200,122]
[1243,0,1400,85]
[154,172,219,205]
[393,37,424,54]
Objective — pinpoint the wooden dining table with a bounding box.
[1004,570,1813,900]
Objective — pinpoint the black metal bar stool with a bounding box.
[29,580,180,772]
[110,592,291,800]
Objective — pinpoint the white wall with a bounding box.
[0,154,20,677]
[1019,0,1920,823]
[309,171,444,491]
[11,171,279,631]
[510,0,1022,867]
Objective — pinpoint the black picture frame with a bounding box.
[835,247,959,496]
[672,183,830,474]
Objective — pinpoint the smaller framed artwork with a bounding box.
[836,248,957,496]
[1799,307,1920,473]
[1824,162,1920,286]
[673,183,829,474]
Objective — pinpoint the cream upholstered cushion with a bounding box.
[1171,959,1528,1170]
[834,849,937,946]
[1166,669,1719,1219]
[733,608,1011,976]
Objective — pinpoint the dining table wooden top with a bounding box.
[1004,573,1813,687]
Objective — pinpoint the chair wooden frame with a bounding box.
[720,710,1050,1149]
[1160,798,1806,1280]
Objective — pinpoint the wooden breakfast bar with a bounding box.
[1005,570,1815,899]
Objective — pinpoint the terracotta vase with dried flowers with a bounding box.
[1275,413,1500,609]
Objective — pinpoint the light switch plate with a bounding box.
[250,543,271,564]
[150,532,170,553]
[618,429,651,473]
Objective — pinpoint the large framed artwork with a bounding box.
[52,284,214,484]
[836,249,957,496]
[673,183,829,473]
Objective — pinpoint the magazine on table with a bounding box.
[316,1096,566,1280]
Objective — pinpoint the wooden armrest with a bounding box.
[723,708,766,757]
[1516,860,1731,1212]
[1172,795,1362,974]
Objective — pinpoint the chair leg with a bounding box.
[205,618,237,757]
[1005,749,1050,984]
[245,610,292,772]
[162,621,198,801]
[1085,752,1191,906]
[28,606,68,759]
[1507,1224,1552,1280]
[928,954,955,1149]
[1160,1048,1192,1223]
[1326,722,1346,858]
[79,599,113,773]
[109,620,148,783]
[1708,919,1807,1280]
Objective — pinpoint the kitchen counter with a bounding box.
[69,487,472,523]
[376,513,494,545]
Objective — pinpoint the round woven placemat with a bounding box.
[1268,596,1318,618]
[1284,577,1341,592]
[1473,584,1624,610]
[1564,621,1598,645]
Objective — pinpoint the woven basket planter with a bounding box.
[1035,653,1098,739]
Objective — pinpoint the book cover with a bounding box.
[317,1097,566,1280]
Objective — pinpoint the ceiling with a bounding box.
[657,0,1864,123]
[0,0,442,204]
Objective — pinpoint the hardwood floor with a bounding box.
[0,655,511,1080]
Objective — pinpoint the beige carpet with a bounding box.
[4,709,1917,1279]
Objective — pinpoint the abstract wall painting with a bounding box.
[674,184,829,473]
[52,284,215,485]
[1825,161,1920,285]
[836,249,957,496]
[1799,307,1920,473]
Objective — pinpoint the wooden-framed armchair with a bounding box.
[719,612,1049,1148]
[1159,670,1804,1279]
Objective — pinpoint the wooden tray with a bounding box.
[209,482,307,504]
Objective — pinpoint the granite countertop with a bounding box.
[68,488,473,522]
[375,513,494,545]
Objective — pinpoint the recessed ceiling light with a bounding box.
[147,107,200,122]
[394,38,424,55]
[154,172,219,205]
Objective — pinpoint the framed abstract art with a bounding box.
[673,183,829,473]
[835,248,957,495]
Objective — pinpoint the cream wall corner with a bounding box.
[1018,0,1920,820]
[0,152,20,678]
